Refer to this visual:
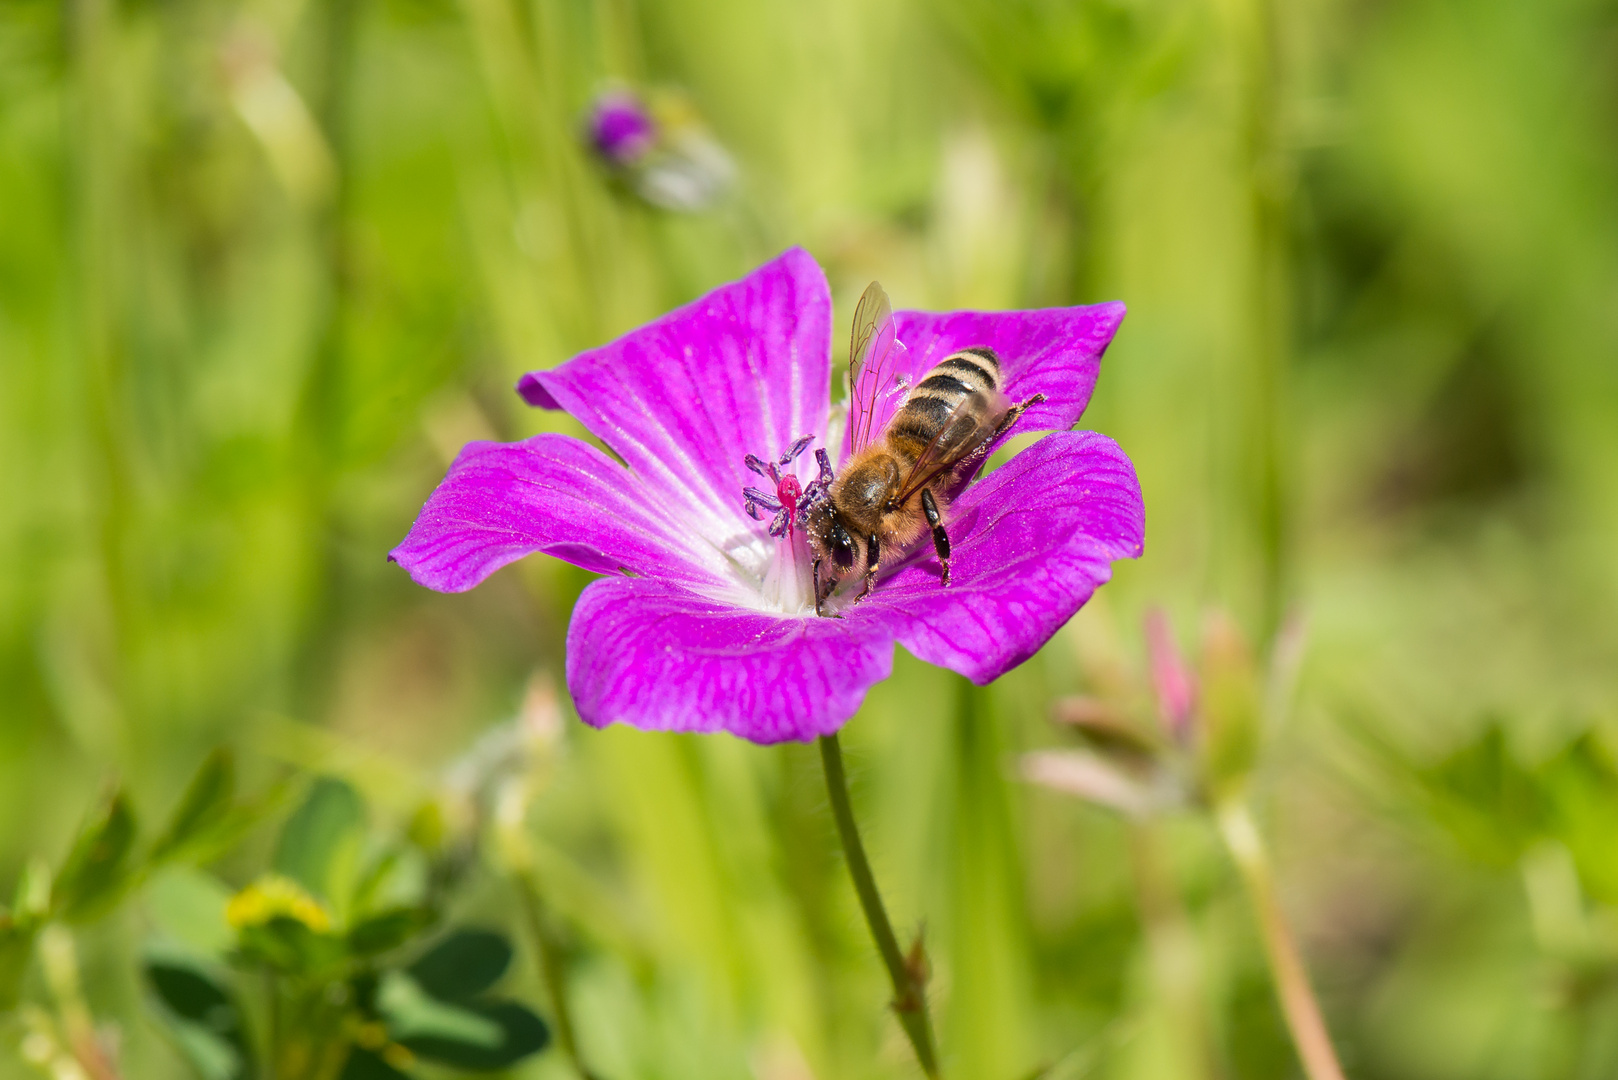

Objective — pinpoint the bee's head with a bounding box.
[806,503,858,572]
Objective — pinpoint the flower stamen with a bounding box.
[741,434,830,538]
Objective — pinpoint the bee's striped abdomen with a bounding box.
[929,347,1003,394]
[887,348,1004,459]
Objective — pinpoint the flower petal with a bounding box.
[854,430,1144,683]
[516,248,832,540]
[891,301,1125,437]
[567,577,893,743]
[389,434,722,593]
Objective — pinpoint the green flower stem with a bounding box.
[1128,822,1217,1080]
[39,925,122,1080]
[1216,800,1346,1080]
[264,971,280,1080]
[515,869,601,1080]
[818,733,942,1079]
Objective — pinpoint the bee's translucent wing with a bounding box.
[846,281,908,455]
[893,387,1010,506]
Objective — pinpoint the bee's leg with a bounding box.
[854,533,881,603]
[1007,391,1049,423]
[921,488,951,587]
[813,555,826,617]
[987,391,1048,448]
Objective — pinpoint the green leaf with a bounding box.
[14,856,51,923]
[349,849,403,916]
[339,1047,411,1080]
[351,970,381,1016]
[147,868,235,955]
[348,907,432,959]
[54,788,138,922]
[148,959,234,1022]
[378,969,504,1046]
[399,1000,550,1070]
[273,777,365,902]
[1536,733,1618,904]
[144,957,253,1080]
[151,749,236,865]
[1420,723,1545,867]
[0,918,38,1010]
[407,928,511,1002]
[235,916,346,976]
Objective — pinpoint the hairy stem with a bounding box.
[1216,800,1346,1080]
[515,869,601,1080]
[818,733,941,1078]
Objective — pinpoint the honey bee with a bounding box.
[806,281,1045,615]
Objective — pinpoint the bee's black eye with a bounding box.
[830,520,856,569]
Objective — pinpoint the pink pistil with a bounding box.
[740,436,832,541]
[777,474,803,535]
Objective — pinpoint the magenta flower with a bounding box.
[391,249,1144,743]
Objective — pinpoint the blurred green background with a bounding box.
[4,0,1618,1076]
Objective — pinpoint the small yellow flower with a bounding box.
[225,875,332,932]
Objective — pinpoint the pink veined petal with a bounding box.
[517,248,833,542]
[388,434,724,593]
[391,249,1145,745]
[888,302,1125,440]
[853,430,1145,683]
[566,577,894,743]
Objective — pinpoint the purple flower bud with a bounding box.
[587,90,656,167]
[1146,609,1197,743]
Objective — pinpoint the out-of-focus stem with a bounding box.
[67,0,132,732]
[290,0,358,723]
[265,970,282,1080]
[1215,801,1346,1080]
[1233,0,1292,644]
[514,869,601,1080]
[1127,822,1217,1080]
[818,733,942,1079]
[39,926,122,1080]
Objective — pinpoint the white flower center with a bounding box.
[711,518,820,616]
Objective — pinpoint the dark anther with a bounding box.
[743,438,834,534]
[782,434,814,463]
[743,485,782,521]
